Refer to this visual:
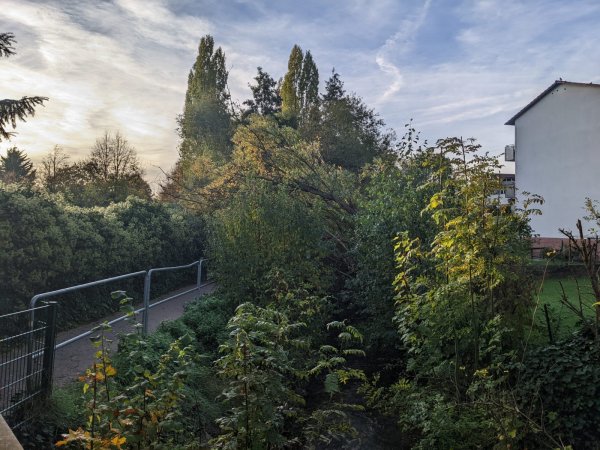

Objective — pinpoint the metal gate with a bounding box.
[0,302,57,429]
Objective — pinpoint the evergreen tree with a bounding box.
[0,33,48,141]
[178,35,232,165]
[322,69,345,102]
[243,67,281,117]
[0,146,36,185]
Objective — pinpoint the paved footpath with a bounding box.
[53,283,215,387]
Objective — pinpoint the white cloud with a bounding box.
[375,0,432,101]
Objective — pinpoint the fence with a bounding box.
[1,258,210,430]
[0,303,57,429]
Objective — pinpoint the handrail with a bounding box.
[142,259,208,334]
[27,258,209,366]
[23,257,211,399]
[29,270,147,310]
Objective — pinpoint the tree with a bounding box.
[242,66,281,117]
[89,131,139,182]
[39,145,69,191]
[0,33,47,141]
[298,50,319,113]
[280,45,319,124]
[318,70,394,171]
[38,132,151,206]
[0,146,36,185]
[178,35,232,166]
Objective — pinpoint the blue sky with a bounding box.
[2,0,600,188]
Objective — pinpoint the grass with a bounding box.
[535,274,596,340]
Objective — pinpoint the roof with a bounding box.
[505,80,600,125]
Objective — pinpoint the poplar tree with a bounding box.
[179,35,232,165]
[280,45,319,124]
[280,45,304,119]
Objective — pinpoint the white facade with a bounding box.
[507,81,600,238]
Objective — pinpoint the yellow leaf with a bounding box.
[105,365,117,377]
[111,435,126,448]
[83,383,89,394]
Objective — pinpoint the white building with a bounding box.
[506,80,600,239]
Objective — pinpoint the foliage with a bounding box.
[212,302,365,449]
[348,142,438,371]
[38,132,151,207]
[0,185,204,322]
[0,146,36,185]
[243,67,282,118]
[178,35,232,170]
[0,32,48,141]
[280,45,319,124]
[394,138,535,376]
[14,384,86,449]
[56,295,198,449]
[208,178,333,304]
[317,71,395,172]
[371,138,542,448]
[514,330,600,448]
[211,302,307,449]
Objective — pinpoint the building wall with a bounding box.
[515,84,600,238]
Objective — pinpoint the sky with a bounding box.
[2,0,600,190]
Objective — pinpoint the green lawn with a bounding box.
[535,275,596,340]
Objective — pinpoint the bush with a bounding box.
[0,184,205,326]
[515,330,600,448]
[208,180,333,304]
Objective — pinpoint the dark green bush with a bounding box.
[0,184,205,327]
[515,330,600,448]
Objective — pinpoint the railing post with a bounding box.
[142,271,151,336]
[26,309,35,394]
[197,259,204,287]
[41,302,58,397]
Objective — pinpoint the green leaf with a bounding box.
[324,372,339,394]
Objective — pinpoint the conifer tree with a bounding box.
[319,70,393,171]
[0,146,36,185]
[243,67,281,117]
[0,33,48,141]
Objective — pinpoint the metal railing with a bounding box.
[29,258,209,342]
[2,258,211,430]
[25,258,210,388]
[1,303,57,429]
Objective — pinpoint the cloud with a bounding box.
[375,0,432,101]
[2,0,600,190]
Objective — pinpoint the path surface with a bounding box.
[53,283,215,386]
